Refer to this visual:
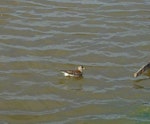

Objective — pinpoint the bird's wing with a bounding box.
[73,70,82,76]
[134,62,150,77]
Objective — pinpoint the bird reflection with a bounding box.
[58,77,84,91]
[133,76,150,89]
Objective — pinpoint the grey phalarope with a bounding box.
[61,65,85,77]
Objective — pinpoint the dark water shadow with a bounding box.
[133,83,144,89]
[133,83,150,90]
[133,76,150,89]
[57,76,84,91]
[134,77,150,83]
[59,76,84,83]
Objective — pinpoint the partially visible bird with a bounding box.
[61,65,85,77]
[134,62,150,77]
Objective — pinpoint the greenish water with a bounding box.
[0,0,150,124]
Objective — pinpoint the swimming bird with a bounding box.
[61,65,85,77]
[134,62,150,77]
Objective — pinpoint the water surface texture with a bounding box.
[0,0,150,124]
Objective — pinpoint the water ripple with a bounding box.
[0,0,150,123]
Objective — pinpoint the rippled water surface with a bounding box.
[0,0,150,124]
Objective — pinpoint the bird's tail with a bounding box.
[134,62,150,77]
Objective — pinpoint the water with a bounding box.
[0,0,150,124]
